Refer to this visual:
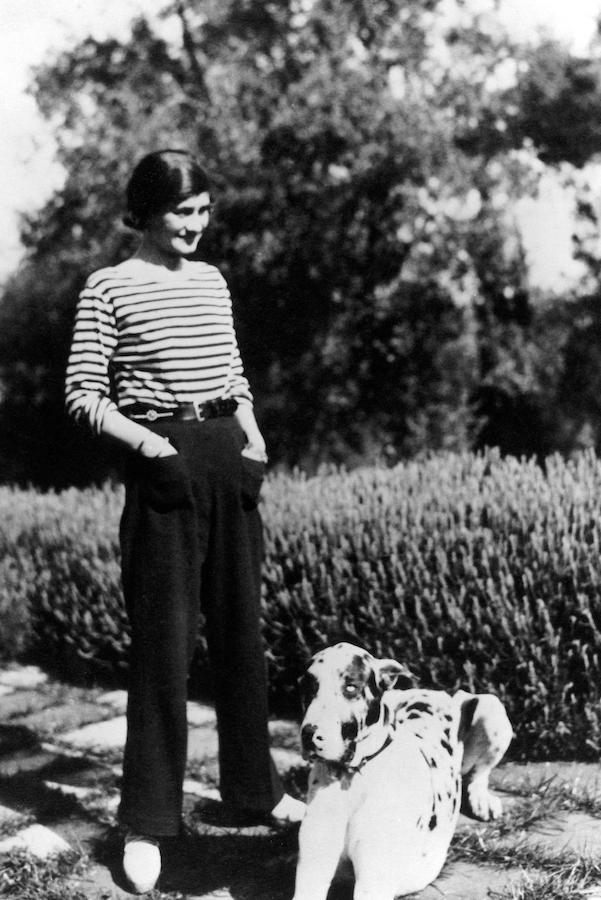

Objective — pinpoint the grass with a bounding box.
[0,850,90,900]
[448,773,601,899]
[492,861,601,900]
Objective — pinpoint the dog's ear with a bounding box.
[374,659,415,691]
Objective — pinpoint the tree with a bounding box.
[0,0,594,483]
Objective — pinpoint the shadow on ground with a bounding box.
[96,801,355,900]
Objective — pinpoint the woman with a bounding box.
[65,149,304,894]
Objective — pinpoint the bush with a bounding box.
[0,483,126,678]
[3,449,601,760]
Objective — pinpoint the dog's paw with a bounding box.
[466,781,502,821]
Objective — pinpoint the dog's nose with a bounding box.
[301,724,322,752]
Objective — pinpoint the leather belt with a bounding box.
[123,398,238,422]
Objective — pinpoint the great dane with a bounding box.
[292,642,512,900]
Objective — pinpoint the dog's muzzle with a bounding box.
[301,723,321,757]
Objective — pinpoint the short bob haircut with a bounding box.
[124,149,211,231]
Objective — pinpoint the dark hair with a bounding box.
[124,149,211,230]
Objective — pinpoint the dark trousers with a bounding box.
[117,416,283,836]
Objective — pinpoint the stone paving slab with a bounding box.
[0,688,58,719]
[0,801,28,829]
[271,747,304,771]
[417,860,527,899]
[188,725,219,761]
[188,702,217,727]
[500,762,601,794]
[183,779,221,801]
[497,760,601,797]
[0,747,61,778]
[60,705,219,756]
[66,863,138,899]
[61,716,128,751]
[269,719,301,746]
[187,721,303,770]
[44,779,121,817]
[97,689,128,714]
[43,779,100,801]
[0,666,48,689]
[492,809,601,858]
[14,700,113,736]
[0,822,71,858]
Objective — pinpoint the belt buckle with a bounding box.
[145,409,159,422]
[192,399,206,422]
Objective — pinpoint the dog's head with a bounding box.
[299,642,414,766]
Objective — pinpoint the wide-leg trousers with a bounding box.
[117,416,283,836]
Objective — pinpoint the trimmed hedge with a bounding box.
[3,449,601,759]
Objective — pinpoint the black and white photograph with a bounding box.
[2,1,601,898]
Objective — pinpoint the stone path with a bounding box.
[1,663,601,898]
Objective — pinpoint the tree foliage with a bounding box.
[1,0,600,484]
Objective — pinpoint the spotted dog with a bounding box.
[292,642,512,900]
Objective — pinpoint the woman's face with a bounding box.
[144,192,212,259]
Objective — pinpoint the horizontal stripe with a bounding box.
[65,261,253,433]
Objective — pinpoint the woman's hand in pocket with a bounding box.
[241,443,268,463]
[138,434,178,458]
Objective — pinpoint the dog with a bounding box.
[292,642,512,900]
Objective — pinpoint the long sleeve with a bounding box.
[65,279,119,433]
[220,276,254,409]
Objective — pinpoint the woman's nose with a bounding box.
[186,211,209,230]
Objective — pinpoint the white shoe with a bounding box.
[271,793,306,823]
[123,833,161,894]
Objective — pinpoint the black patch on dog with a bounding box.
[428,814,437,830]
[346,654,370,683]
[299,673,319,708]
[366,668,380,698]
[458,696,478,743]
[440,739,453,755]
[365,698,382,727]
[342,720,359,741]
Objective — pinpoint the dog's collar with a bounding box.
[333,726,395,775]
[349,731,394,772]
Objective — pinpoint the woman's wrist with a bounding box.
[136,434,174,458]
[242,442,268,463]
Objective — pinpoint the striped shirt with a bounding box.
[65,260,253,432]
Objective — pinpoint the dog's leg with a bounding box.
[455,690,513,821]
[292,779,348,900]
[353,849,400,900]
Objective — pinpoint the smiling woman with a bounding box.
[64,147,305,894]
[142,194,213,260]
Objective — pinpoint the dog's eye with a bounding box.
[344,684,359,697]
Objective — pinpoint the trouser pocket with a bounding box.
[240,456,266,510]
[138,453,194,512]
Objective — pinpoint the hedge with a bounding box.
[3,449,601,760]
